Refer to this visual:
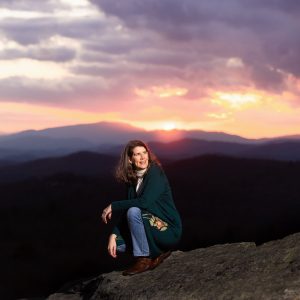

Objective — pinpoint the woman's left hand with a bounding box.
[102,204,112,224]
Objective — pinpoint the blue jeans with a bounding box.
[117,207,150,257]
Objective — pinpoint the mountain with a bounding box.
[0,121,300,163]
[0,122,150,145]
[0,136,97,162]
[97,138,300,162]
[268,134,300,141]
[0,121,253,144]
[2,137,300,183]
[239,140,300,161]
[147,128,254,143]
[0,122,147,161]
[0,122,254,162]
[0,151,118,182]
[148,138,256,160]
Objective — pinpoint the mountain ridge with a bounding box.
[0,121,300,163]
[0,121,263,144]
[2,145,300,184]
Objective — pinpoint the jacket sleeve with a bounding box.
[111,165,165,211]
[111,212,127,246]
[112,224,121,237]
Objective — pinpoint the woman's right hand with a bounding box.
[108,234,117,258]
[102,204,112,224]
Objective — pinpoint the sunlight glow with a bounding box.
[135,85,188,98]
[60,0,90,6]
[162,122,177,131]
[0,59,70,79]
[207,112,232,120]
[0,8,46,19]
[212,92,261,109]
[226,57,244,68]
[0,0,101,20]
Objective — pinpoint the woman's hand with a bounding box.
[102,204,112,224]
[108,234,117,258]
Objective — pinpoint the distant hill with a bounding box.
[149,138,300,161]
[0,121,255,162]
[240,140,300,161]
[0,121,300,163]
[0,122,150,146]
[0,121,253,144]
[1,137,300,183]
[148,138,255,160]
[268,134,300,141]
[0,151,118,182]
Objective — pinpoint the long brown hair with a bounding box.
[115,140,160,184]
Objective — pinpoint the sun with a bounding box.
[162,122,177,131]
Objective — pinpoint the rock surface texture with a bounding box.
[47,232,300,300]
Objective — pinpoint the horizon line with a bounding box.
[1,120,300,141]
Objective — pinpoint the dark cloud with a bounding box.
[129,49,195,69]
[249,64,285,92]
[0,76,135,110]
[249,0,300,15]
[79,51,118,64]
[71,63,182,81]
[1,0,299,110]
[0,77,67,103]
[71,65,127,78]
[91,0,299,33]
[0,17,107,46]
[0,46,76,62]
[1,18,56,45]
[0,0,56,11]
[84,39,137,55]
[91,0,300,92]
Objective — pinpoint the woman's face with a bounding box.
[130,146,149,170]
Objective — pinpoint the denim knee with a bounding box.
[127,207,142,222]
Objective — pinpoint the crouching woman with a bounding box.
[101,140,182,275]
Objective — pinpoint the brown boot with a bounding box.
[122,257,153,276]
[150,251,171,270]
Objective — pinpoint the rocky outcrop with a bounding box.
[47,232,300,300]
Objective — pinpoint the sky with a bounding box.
[0,0,300,138]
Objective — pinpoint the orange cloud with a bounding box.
[134,85,188,98]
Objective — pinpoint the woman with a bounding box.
[101,140,182,276]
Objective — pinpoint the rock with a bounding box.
[47,232,300,299]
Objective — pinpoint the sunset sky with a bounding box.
[0,0,300,138]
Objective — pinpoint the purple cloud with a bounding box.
[0,16,107,46]
[0,0,56,11]
[91,0,300,92]
[1,0,300,109]
[0,46,76,62]
[0,76,135,110]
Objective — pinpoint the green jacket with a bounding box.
[111,163,182,258]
